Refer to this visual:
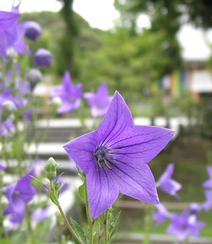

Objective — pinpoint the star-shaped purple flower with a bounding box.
[83,82,112,117]
[51,72,82,113]
[167,211,205,242]
[3,170,36,223]
[64,92,174,219]
[203,166,212,188]
[153,203,170,225]
[157,163,182,198]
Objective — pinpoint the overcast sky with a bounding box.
[1,0,212,60]
[0,0,120,30]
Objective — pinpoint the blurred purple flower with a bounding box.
[51,72,82,113]
[23,109,32,123]
[0,161,6,171]
[202,190,212,211]
[203,166,212,188]
[167,211,205,242]
[157,163,182,198]
[153,203,170,225]
[3,170,36,223]
[32,207,50,222]
[34,48,52,67]
[24,21,42,41]
[64,91,174,219]
[33,158,43,176]
[0,3,20,58]
[0,118,15,137]
[83,82,111,117]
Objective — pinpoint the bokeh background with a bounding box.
[1,0,212,243]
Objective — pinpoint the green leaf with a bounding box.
[69,216,88,244]
[108,211,121,240]
[78,182,86,202]
[76,166,85,181]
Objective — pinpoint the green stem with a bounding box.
[56,203,83,244]
[26,205,34,244]
[104,210,109,244]
[49,182,83,244]
[85,195,93,244]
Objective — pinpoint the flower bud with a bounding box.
[24,21,42,41]
[45,157,57,181]
[34,48,52,67]
[1,100,17,119]
[26,68,43,90]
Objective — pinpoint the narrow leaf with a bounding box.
[70,216,88,244]
[109,211,121,240]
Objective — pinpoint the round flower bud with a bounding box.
[45,157,57,181]
[24,21,42,41]
[34,48,52,67]
[26,68,43,90]
[189,203,200,215]
[1,100,17,119]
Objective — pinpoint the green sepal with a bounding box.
[108,211,121,240]
[69,216,88,244]
[48,189,58,205]
[76,165,85,181]
[78,181,87,202]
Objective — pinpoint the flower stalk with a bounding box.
[49,180,83,244]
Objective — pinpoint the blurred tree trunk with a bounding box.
[60,0,79,76]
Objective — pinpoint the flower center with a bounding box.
[94,146,113,169]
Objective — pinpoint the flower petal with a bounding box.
[3,194,26,224]
[97,91,133,145]
[203,166,212,188]
[86,167,119,219]
[15,171,36,203]
[110,125,174,164]
[109,162,159,204]
[63,131,97,173]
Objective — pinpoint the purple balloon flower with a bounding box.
[157,163,182,198]
[203,166,212,188]
[34,48,52,67]
[3,171,36,223]
[167,211,205,242]
[202,190,212,211]
[83,82,112,117]
[153,203,170,225]
[32,207,50,222]
[64,91,174,219]
[24,21,42,41]
[51,72,82,113]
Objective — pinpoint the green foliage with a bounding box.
[69,217,88,244]
[108,211,121,240]
[78,181,86,202]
